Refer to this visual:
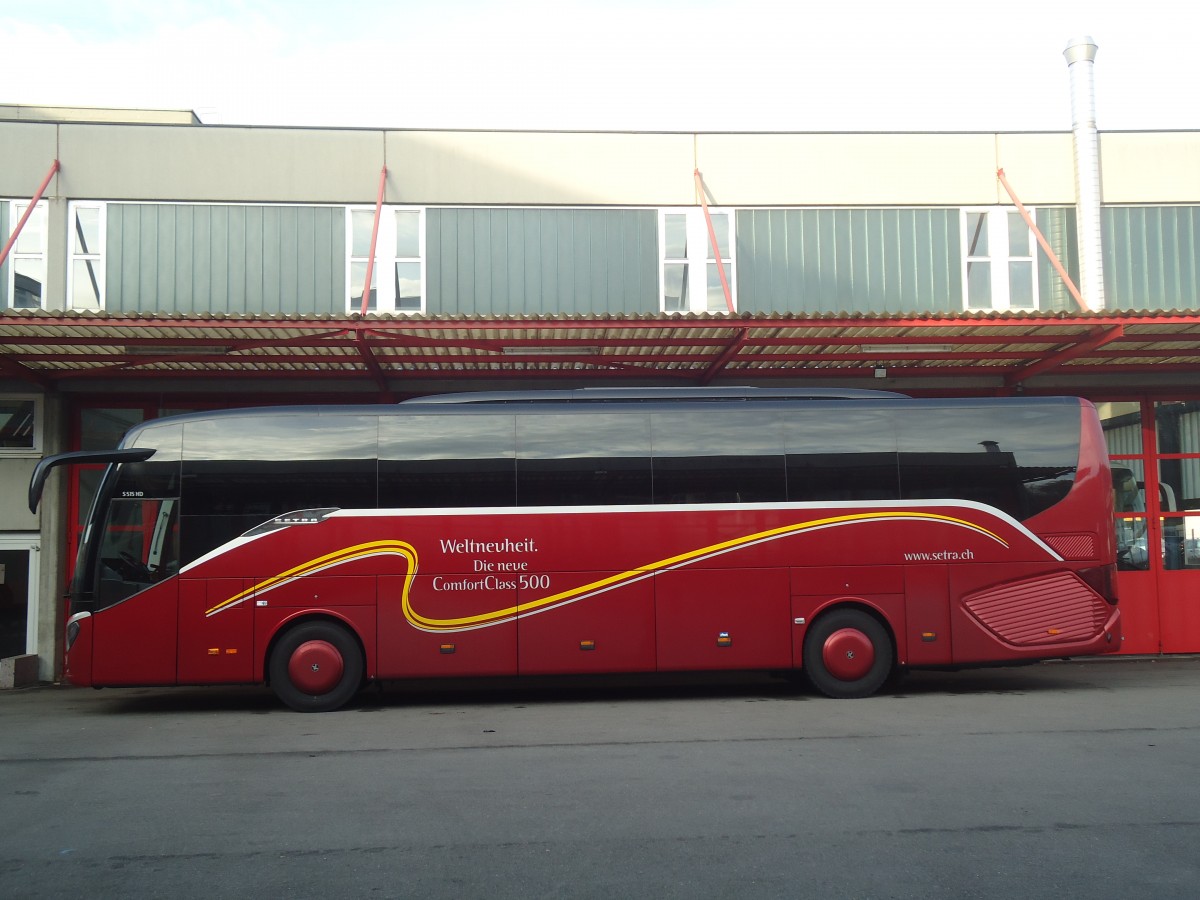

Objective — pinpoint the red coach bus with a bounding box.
[30,388,1120,711]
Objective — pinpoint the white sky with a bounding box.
[3,0,1199,131]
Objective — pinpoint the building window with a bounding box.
[659,208,736,313]
[0,396,42,455]
[68,202,106,310]
[7,200,48,310]
[347,206,425,314]
[962,208,1038,311]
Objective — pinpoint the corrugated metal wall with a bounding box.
[105,204,344,314]
[1104,206,1200,311]
[93,201,1200,316]
[1036,206,1081,312]
[735,209,962,313]
[426,208,657,315]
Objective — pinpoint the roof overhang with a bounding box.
[3,309,1200,398]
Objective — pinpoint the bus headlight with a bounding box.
[65,612,90,651]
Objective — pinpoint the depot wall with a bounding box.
[5,122,1199,206]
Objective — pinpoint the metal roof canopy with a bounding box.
[2,309,1200,398]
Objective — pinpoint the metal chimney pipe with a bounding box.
[1064,36,1106,311]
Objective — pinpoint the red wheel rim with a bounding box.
[822,627,875,681]
[288,639,344,695]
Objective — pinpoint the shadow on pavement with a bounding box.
[91,663,1093,715]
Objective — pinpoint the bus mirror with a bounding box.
[27,448,156,513]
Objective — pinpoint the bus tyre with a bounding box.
[269,621,364,712]
[803,609,893,699]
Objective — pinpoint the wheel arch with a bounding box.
[262,611,368,687]
[801,597,900,669]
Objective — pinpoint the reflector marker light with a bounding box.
[921,632,938,642]
[439,643,456,654]
[580,640,596,651]
[717,632,732,647]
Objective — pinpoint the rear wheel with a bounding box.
[802,609,893,699]
[269,621,363,712]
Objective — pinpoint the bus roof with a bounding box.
[115,392,1086,448]
[402,387,909,404]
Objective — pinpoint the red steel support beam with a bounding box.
[354,329,395,401]
[358,167,388,316]
[694,169,734,313]
[0,160,60,269]
[1004,325,1125,386]
[699,328,749,384]
[0,354,53,390]
[996,168,1088,313]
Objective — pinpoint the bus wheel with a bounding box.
[269,621,364,712]
[802,609,893,699]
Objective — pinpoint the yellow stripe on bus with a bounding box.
[205,511,1008,629]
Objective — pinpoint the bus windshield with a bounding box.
[94,496,180,609]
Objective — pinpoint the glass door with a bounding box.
[0,536,39,659]
[1152,401,1200,652]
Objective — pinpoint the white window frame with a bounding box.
[7,200,48,310]
[67,201,107,310]
[345,206,426,314]
[0,394,44,456]
[0,533,41,658]
[961,207,1038,312]
[658,207,736,314]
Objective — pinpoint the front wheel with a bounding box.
[268,621,364,712]
[802,609,893,699]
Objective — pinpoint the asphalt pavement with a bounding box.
[2,660,1199,899]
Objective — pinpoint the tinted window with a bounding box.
[788,452,900,502]
[517,413,651,506]
[114,461,181,500]
[896,405,1078,519]
[180,416,377,561]
[379,414,516,508]
[119,420,184,497]
[652,411,786,504]
[782,408,900,502]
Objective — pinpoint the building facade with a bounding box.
[2,105,1199,681]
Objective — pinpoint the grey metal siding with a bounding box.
[1035,206,1081,312]
[1104,206,1200,311]
[426,208,657,315]
[735,209,962,314]
[105,204,343,314]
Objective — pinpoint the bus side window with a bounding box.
[896,406,1077,520]
[651,411,785,504]
[517,412,651,506]
[379,414,517,509]
[788,452,900,502]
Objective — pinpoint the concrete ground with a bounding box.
[2,659,1199,898]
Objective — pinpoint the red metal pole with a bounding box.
[694,169,735,313]
[358,167,388,316]
[0,160,60,269]
[996,168,1088,313]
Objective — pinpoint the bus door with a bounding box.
[89,496,179,685]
